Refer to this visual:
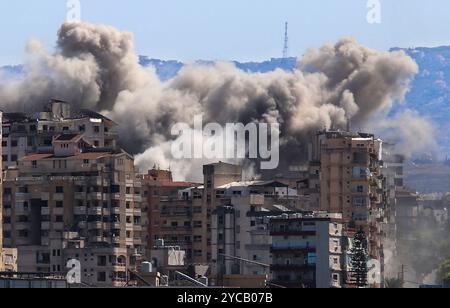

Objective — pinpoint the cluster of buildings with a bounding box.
[0,99,411,288]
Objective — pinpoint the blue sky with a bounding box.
[0,0,449,65]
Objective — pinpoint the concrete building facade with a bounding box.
[270,213,346,288]
[2,99,119,170]
[2,134,142,287]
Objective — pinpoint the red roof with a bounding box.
[21,154,54,162]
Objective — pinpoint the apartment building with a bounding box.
[210,180,303,285]
[2,134,142,287]
[270,213,346,288]
[2,99,119,170]
[0,110,3,271]
[140,168,202,264]
[307,131,387,287]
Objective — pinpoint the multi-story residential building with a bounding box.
[269,213,346,288]
[2,99,119,170]
[210,180,302,285]
[0,110,3,271]
[202,163,243,264]
[2,134,142,287]
[307,131,387,287]
[140,168,201,264]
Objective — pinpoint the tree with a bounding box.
[350,228,369,288]
[438,259,450,286]
[385,277,403,289]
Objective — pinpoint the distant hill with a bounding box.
[138,56,298,81]
[3,47,450,153]
[391,46,450,154]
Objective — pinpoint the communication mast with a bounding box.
[282,22,289,59]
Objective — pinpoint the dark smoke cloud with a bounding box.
[0,22,429,180]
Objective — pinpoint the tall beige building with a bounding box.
[2,134,142,286]
[0,110,3,271]
[312,131,386,287]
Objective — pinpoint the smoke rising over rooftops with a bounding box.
[0,22,436,180]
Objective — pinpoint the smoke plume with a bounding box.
[0,22,429,180]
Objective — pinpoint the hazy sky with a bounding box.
[0,0,449,65]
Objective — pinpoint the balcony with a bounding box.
[41,207,50,215]
[41,192,50,201]
[53,222,64,231]
[133,238,142,245]
[270,264,315,271]
[271,246,316,253]
[53,193,64,202]
[41,222,50,230]
[89,192,104,201]
[74,192,86,200]
[270,230,316,237]
[111,222,121,229]
[15,193,30,201]
[111,207,121,215]
[133,225,143,232]
[15,205,30,215]
[133,208,142,216]
[125,223,134,230]
[53,207,64,216]
[112,193,121,200]
[88,222,103,230]
[88,207,103,216]
[89,236,107,243]
[74,206,87,215]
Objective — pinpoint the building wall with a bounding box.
[0,110,3,271]
[2,140,142,286]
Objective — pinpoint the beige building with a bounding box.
[2,99,119,170]
[210,180,301,285]
[1,110,3,271]
[2,134,142,287]
[310,131,386,287]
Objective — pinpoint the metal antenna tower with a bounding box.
[282,22,289,58]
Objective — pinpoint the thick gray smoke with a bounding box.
[0,22,431,181]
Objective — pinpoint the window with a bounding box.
[83,159,90,164]
[29,125,37,132]
[97,272,106,282]
[94,126,100,133]
[11,155,18,162]
[56,186,64,193]
[357,185,364,193]
[193,221,202,228]
[11,140,18,147]
[2,141,7,147]
[2,155,8,162]
[55,216,64,223]
[97,256,107,267]
[32,160,38,168]
[56,201,63,208]
[353,197,367,207]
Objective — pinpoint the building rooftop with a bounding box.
[217,180,288,189]
[53,134,83,142]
